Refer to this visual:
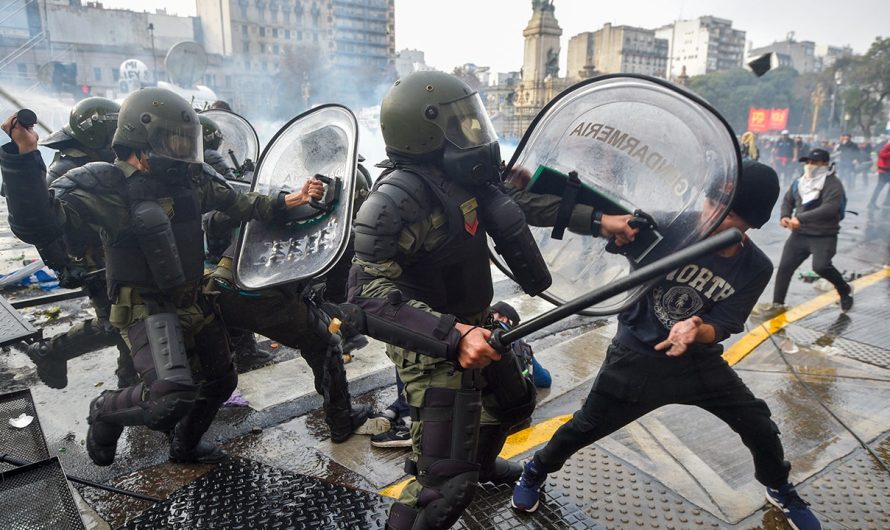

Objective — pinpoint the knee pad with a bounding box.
[143,381,197,431]
[403,385,483,529]
[414,461,479,529]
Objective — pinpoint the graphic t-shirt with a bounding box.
[616,237,772,357]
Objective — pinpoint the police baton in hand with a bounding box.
[487,228,743,351]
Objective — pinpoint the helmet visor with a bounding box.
[438,93,498,149]
[148,122,203,163]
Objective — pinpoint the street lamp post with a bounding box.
[147,22,158,84]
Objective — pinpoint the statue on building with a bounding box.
[532,0,555,11]
[545,47,559,78]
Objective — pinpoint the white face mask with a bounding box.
[803,163,829,180]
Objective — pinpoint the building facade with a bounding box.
[655,16,745,79]
[0,0,196,99]
[196,0,395,115]
[506,0,568,139]
[567,23,667,79]
[748,38,817,74]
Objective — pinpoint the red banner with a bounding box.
[747,107,789,133]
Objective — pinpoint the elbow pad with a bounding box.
[131,201,186,291]
[340,292,461,363]
[477,185,552,296]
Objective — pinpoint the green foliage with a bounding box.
[686,37,890,138]
[687,67,805,134]
[835,37,890,137]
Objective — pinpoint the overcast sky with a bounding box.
[100,0,887,74]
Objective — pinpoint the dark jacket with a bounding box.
[780,172,845,236]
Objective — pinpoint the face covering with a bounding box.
[799,163,829,205]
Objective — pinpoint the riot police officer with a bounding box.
[1,87,324,466]
[347,71,637,529]
[24,97,137,389]
[198,113,270,369]
[199,114,238,181]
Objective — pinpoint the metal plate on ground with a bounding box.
[0,457,86,530]
[456,482,602,529]
[0,389,50,472]
[122,457,393,529]
[792,432,890,529]
[0,295,40,347]
[782,322,890,369]
[546,444,727,528]
[794,297,890,368]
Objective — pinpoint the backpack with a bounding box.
[792,178,847,220]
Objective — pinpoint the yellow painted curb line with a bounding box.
[379,266,890,498]
[722,266,890,366]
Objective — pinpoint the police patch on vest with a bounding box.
[460,197,479,235]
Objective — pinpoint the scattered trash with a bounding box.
[8,413,34,428]
[38,306,62,320]
[813,279,834,292]
[342,353,353,364]
[63,432,76,442]
[0,259,45,288]
[798,271,820,283]
[270,342,280,349]
[94,381,104,388]
[250,427,263,435]
[58,447,66,453]
[223,390,249,407]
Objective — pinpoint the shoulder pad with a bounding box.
[51,161,123,195]
[47,156,84,185]
[373,169,432,225]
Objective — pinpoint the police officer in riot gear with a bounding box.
[24,97,137,390]
[347,71,638,530]
[199,114,237,181]
[1,87,324,466]
[198,113,270,369]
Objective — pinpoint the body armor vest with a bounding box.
[379,165,493,317]
[104,171,205,297]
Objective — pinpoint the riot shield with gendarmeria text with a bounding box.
[234,104,358,290]
[502,74,739,315]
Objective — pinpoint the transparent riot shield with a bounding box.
[234,104,358,290]
[200,108,259,184]
[501,74,739,315]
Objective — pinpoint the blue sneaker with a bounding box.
[765,483,822,530]
[511,460,547,513]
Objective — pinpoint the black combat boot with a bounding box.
[231,329,272,371]
[328,403,373,443]
[477,424,523,485]
[86,393,125,466]
[26,341,68,389]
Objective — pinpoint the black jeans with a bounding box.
[773,232,849,304]
[534,342,791,489]
[869,172,890,207]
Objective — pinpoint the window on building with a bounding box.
[243,41,250,53]
[242,24,248,34]
[273,28,278,38]
[17,63,27,76]
[259,27,266,37]
[112,68,119,81]
[273,44,280,54]
[297,31,302,40]
[94,67,102,81]
[285,29,290,39]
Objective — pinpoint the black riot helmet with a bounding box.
[113,87,203,164]
[380,71,501,186]
[199,115,224,151]
[40,97,120,150]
